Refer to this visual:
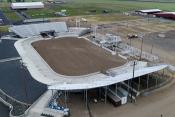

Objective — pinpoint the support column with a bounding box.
[138,77,141,91]
[147,74,149,89]
[104,86,108,104]
[67,91,69,103]
[127,80,130,94]
[64,90,67,108]
[85,89,88,108]
[98,88,101,100]
[155,74,158,87]
[83,90,86,102]
[115,84,118,93]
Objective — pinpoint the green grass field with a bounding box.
[0,0,175,21]
[25,0,175,20]
[0,26,9,32]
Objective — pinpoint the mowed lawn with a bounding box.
[0,0,175,20]
[26,0,175,19]
[0,26,9,32]
[0,3,20,21]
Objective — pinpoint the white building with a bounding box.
[11,2,44,10]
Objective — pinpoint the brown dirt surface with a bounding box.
[32,37,126,76]
[97,18,175,65]
[89,79,175,117]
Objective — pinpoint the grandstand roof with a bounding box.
[48,64,167,90]
[11,2,44,10]
[9,22,68,38]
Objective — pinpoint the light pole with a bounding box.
[76,18,81,28]
[130,61,136,103]
[150,44,154,54]
[139,34,144,60]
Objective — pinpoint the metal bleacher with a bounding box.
[9,22,68,38]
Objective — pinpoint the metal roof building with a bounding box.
[136,9,162,14]
[154,12,175,20]
[11,2,44,10]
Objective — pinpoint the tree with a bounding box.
[7,0,12,3]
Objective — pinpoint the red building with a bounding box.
[154,12,175,20]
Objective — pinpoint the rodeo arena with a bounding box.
[0,17,174,117]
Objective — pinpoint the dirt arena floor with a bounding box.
[32,37,126,76]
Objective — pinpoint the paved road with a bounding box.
[0,40,19,59]
[0,103,9,117]
[0,60,47,103]
[0,40,47,103]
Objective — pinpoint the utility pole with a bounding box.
[93,25,97,37]
[150,44,153,54]
[130,61,136,103]
[140,34,144,60]
[129,38,131,46]
[76,18,81,28]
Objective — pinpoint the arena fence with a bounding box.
[118,43,160,62]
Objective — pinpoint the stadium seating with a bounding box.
[9,22,68,38]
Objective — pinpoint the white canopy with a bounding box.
[48,64,167,90]
[137,9,162,13]
[11,2,44,10]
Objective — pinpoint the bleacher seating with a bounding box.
[9,22,68,38]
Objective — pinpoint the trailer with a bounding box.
[107,90,121,107]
